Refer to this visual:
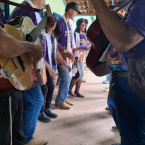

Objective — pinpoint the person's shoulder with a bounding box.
[57,17,65,30]
[10,1,34,19]
[57,17,64,23]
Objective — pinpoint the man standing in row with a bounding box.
[91,0,145,144]
[0,7,43,145]
[55,2,81,110]
[10,0,55,144]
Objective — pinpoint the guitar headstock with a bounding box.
[44,4,52,14]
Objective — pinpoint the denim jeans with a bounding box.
[107,78,119,130]
[0,91,25,145]
[106,74,110,80]
[112,76,145,145]
[77,62,84,80]
[22,86,44,143]
[55,63,72,104]
[57,75,61,83]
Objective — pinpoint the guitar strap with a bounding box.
[0,0,41,12]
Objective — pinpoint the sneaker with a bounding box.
[112,126,119,132]
[105,106,109,110]
[65,100,74,106]
[81,79,86,83]
[38,112,51,123]
[25,138,48,145]
[55,101,71,110]
[103,80,109,84]
[44,108,58,118]
[104,87,109,92]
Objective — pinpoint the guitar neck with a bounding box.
[27,13,49,42]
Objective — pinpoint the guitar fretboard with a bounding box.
[27,13,50,42]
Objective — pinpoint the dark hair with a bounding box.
[75,18,85,33]
[54,22,62,39]
[84,19,88,24]
[84,19,88,33]
[65,7,70,13]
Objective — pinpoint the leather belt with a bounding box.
[112,71,128,77]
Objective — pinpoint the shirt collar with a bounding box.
[25,0,36,8]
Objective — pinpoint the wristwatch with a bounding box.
[63,49,67,54]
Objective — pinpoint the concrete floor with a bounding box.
[34,68,120,145]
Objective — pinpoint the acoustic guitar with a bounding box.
[86,0,132,77]
[0,12,51,91]
[86,18,110,76]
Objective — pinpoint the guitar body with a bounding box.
[87,19,110,76]
[0,17,40,91]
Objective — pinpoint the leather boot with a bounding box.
[74,80,84,98]
[68,78,78,96]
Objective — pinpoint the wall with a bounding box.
[9,0,65,16]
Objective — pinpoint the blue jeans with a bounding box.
[107,78,119,130]
[55,63,72,104]
[106,74,110,80]
[57,75,61,83]
[77,62,84,80]
[112,76,145,145]
[22,86,44,143]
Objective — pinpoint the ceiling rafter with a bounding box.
[65,0,120,16]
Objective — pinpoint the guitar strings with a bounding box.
[27,14,49,42]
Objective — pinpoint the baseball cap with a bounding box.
[66,1,81,14]
[109,0,131,12]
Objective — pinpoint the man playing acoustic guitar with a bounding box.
[10,0,56,145]
[0,8,43,145]
[91,0,145,144]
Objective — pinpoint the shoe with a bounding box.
[81,79,86,83]
[103,80,109,84]
[25,138,48,145]
[112,143,121,145]
[44,108,58,118]
[112,126,119,132]
[68,90,77,97]
[105,106,109,110]
[55,101,71,110]
[68,78,78,96]
[65,100,74,106]
[74,80,84,98]
[38,112,51,123]
[104,87,109,92]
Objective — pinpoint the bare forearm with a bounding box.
[45,61,51,70]
[0,28,31,58]
[57,42,65,52]
[77,47,88,51]
[91,0,144,52]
